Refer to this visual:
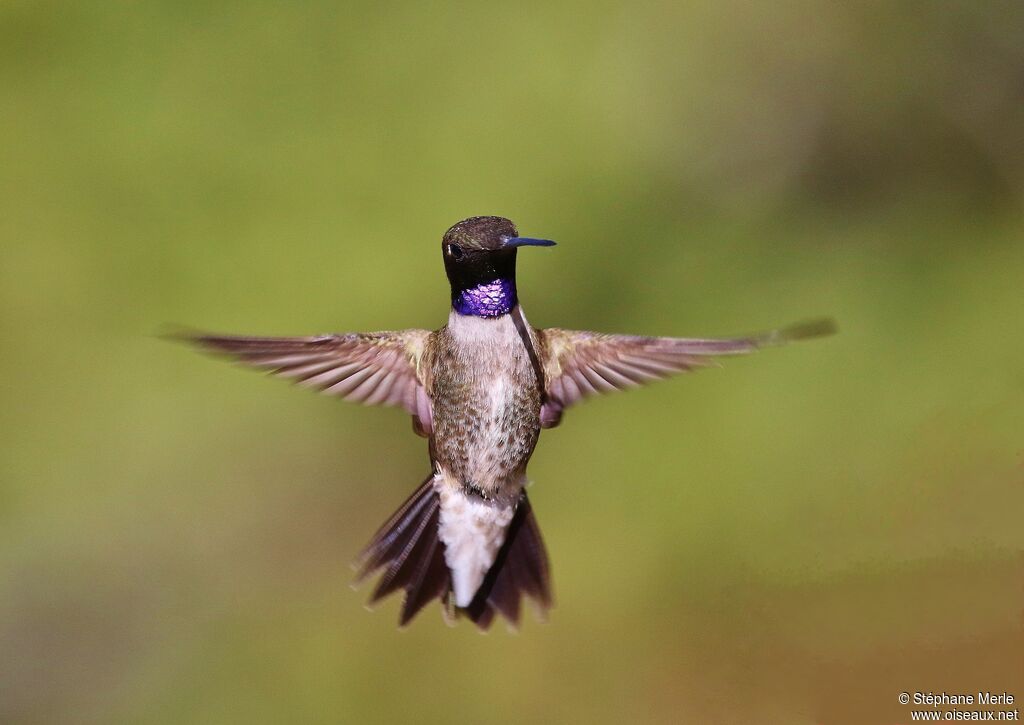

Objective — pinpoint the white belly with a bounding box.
[434,475,517,607]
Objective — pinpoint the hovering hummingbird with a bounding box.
[174,216,833,629]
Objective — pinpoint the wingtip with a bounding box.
[760,317,838,346]
[155,325,257,355]
[154,323,205,344]
[786,317,838,341]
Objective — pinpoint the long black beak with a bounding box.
[501,236,557,249]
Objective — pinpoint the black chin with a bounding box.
[445,249,517,291]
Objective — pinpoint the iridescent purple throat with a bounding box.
[452,277,517,318]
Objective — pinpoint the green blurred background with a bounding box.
[2,2,1022,723]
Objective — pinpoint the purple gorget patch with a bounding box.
[452,277,516,318]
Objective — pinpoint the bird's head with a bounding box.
[441,217,555,311]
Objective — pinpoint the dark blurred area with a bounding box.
[1,2,1022,723]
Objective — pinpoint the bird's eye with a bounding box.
[447,244,464,260]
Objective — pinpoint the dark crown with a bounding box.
[442,216,518,251]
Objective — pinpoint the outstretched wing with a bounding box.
[535,319,835,427]
[172,328,434,431]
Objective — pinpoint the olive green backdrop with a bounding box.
[2,2,1022,723]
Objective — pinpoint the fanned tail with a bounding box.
[355,478,553,630]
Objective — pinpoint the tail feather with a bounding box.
[356,475,449,625]
[355,477,553,630]
[462,492,553,628]
[400,534,449,626]
[356,476,436,574]
[370,502,438,602]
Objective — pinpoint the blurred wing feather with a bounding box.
[174,329,431,417]
[536,319,834,425]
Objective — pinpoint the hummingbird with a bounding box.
[174,216,834,629]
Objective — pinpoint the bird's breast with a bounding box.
[429,310,542,499]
